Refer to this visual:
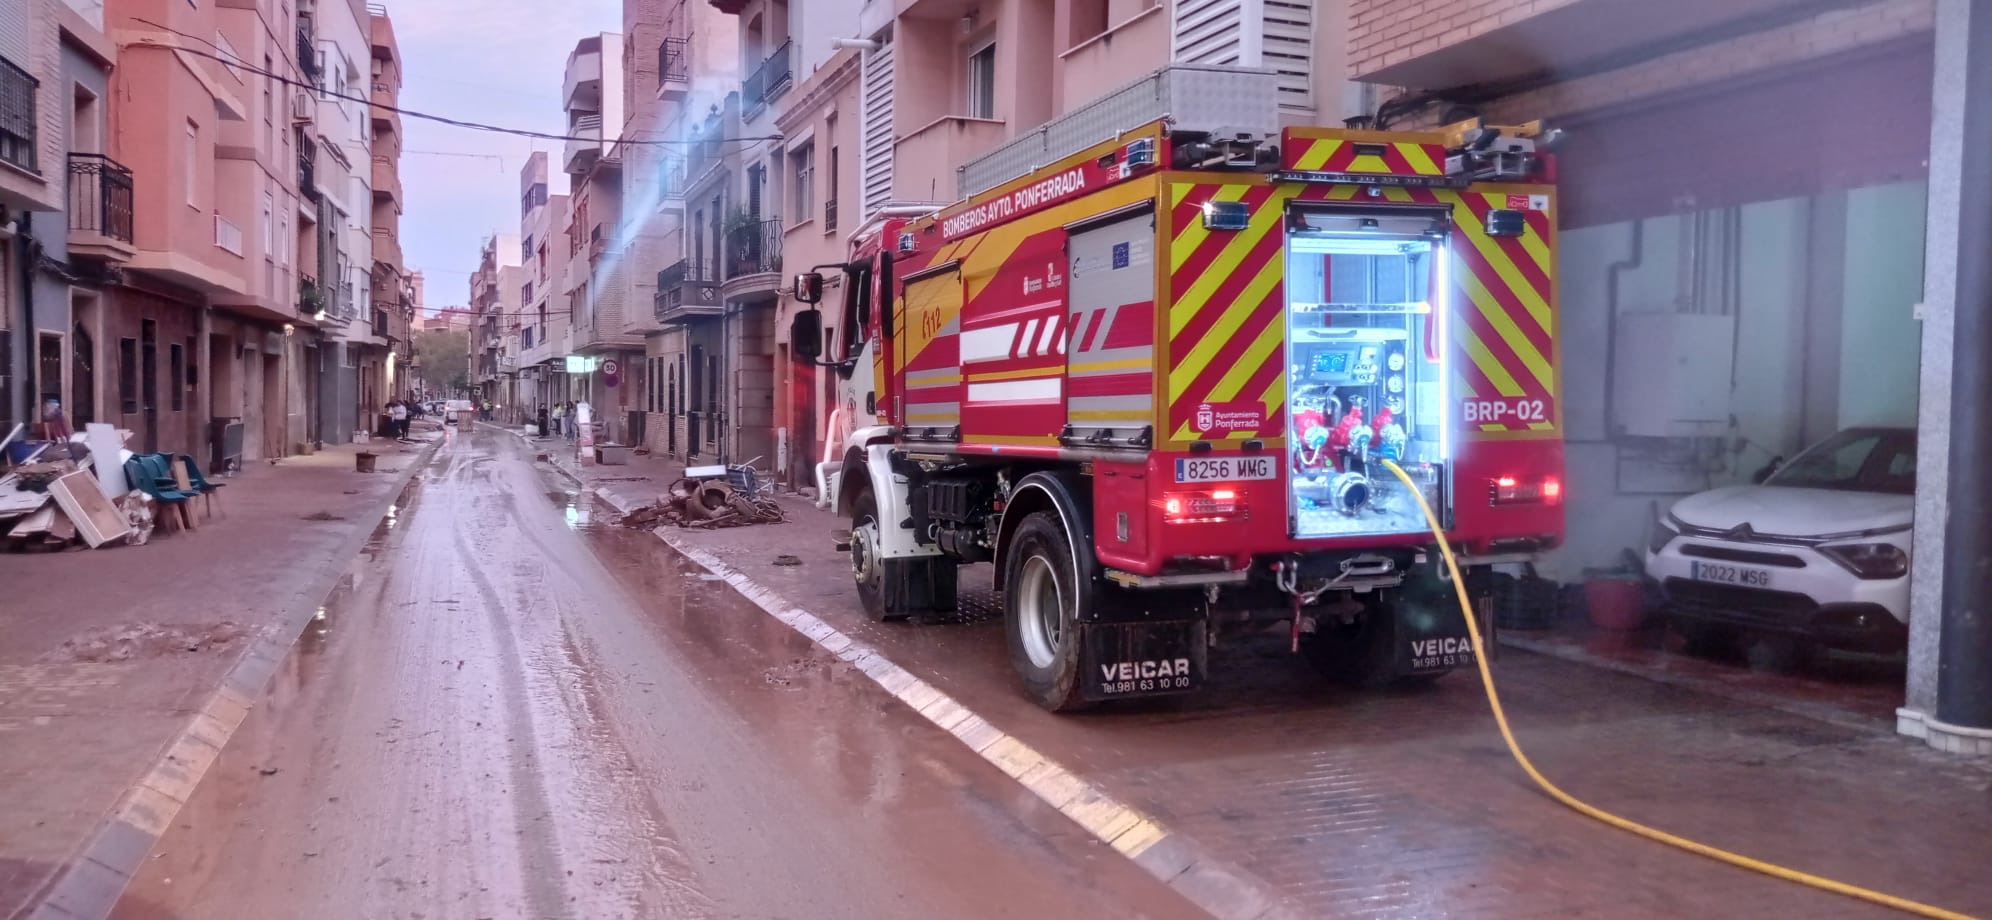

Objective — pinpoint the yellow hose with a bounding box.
[1376,459,1977,920]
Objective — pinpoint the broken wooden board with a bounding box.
[49,470,132,548]
[9,503,56,536]
[0,475,50,517]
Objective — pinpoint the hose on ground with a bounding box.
[1376,459,1975,920]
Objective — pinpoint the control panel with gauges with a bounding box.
[1284,209,1450,540]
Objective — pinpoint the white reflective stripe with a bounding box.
[1017,319,1041,357]
[967,378,1062,402]
[960,325,1017,362]
[1035,317,1059,355]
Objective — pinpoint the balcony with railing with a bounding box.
[563,39,604,112]
[721,217,782,301]
[213,213,244,257]
[297,130,317,200]
[658,155,687,205]
[0,55,39,174]
[564,114,603,175]
[66,154,135,261]
[297,24,319,78]
[741,40,793,118]
[654,258,721,324]
[371,154,400,204]
[657,36,690,99]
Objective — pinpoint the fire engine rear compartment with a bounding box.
[1284,206,1452,540]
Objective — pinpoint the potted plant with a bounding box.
[724,208,766,274]
[299,279,327,317]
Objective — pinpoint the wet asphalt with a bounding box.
[109,426,1203,920]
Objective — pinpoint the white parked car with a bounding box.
[1646,427,1915,655]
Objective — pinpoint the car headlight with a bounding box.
[1819,543,1909,579]
[1648,519,1678,555]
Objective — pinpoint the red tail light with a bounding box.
[1491,476,1561,506]
[1162,490,1245,523]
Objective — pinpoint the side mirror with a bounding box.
[793,272,825,304]
[791,309,824,359]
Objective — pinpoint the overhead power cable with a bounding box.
[130,19,780,148]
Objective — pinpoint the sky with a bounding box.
[387,0,620,314]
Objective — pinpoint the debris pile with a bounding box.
[620,476,787,530]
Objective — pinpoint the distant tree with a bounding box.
[416,329,470,396]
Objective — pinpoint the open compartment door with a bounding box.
[1284,206,1453,539]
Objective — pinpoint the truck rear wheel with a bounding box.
[1004,511,1090,712]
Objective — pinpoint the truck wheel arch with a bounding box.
[834,445,870,518]
[995,471,1097,593]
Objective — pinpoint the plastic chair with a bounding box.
[124,454,196,532]
[175,453,227,519]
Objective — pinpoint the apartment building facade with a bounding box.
[636,0,739,463]
[469,231,521,405]
[515,152,573,426]
[562,32,647,442]
[0,0,112,446]
[367,3,410,413]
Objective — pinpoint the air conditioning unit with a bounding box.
[291,91,313,123]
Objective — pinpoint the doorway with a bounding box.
[72,323,95,428]
[140,320,158,453]
[37,332,63,434]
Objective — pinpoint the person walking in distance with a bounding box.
[389,399,409,438]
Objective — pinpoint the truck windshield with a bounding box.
[1285,210,1450,539]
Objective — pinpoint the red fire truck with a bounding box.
[790,74,1563,711]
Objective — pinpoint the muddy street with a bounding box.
[110,427,1203,920]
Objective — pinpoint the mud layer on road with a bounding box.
[111,427,1202,920]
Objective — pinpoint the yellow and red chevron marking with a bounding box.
[1163,181,1292,442]
[1163,178,1558,443]
[1279,128,1446,179]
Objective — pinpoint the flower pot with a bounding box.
[1584,576,1646,631]
[355,452,378,474]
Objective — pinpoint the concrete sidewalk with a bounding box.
[0,429,441,918]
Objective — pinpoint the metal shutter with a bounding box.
[858,42,894,219]
[1171,0,1312,116]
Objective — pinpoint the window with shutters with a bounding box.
[790,142,813,221]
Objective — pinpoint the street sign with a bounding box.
[601,358,621,376]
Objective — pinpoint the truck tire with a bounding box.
[848,489,899,622]
[1003,511,1090,712]
[1302,598,1443,690]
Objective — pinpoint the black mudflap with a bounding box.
[1079,620,1208,702]
[1077,587,1209,702]
[1393,565,1496,676]
[881,556,959,616]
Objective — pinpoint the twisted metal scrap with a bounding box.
[618,477,787,529]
